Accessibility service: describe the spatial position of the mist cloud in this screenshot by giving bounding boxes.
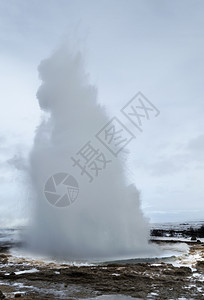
[28,45,153,260]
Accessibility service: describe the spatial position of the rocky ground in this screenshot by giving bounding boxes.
[151,225,204,241]
[0,241,203,299]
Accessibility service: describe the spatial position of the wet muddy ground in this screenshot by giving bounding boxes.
[0,242,203,299]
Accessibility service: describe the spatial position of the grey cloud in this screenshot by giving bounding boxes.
[188,134,204,154]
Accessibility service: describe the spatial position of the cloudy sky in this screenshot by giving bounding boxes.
[0,0,204,224]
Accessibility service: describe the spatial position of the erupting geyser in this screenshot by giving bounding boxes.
[28,45,153,260]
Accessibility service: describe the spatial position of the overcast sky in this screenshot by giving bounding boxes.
[0,0,204,224]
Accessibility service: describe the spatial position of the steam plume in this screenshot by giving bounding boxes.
[28,45,152,260]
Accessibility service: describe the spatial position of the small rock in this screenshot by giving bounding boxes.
[0,290,5,299]
[196,260,204,273]
[2,259,7,264]
[0,255,8,264]
[14,293,21,298]
[10,272,16,276]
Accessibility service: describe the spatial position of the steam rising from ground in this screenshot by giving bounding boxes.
[28,46,153,260]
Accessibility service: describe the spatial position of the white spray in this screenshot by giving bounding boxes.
[28,45,153,260]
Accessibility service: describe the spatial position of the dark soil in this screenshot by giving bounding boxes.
[0,241,203,299]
